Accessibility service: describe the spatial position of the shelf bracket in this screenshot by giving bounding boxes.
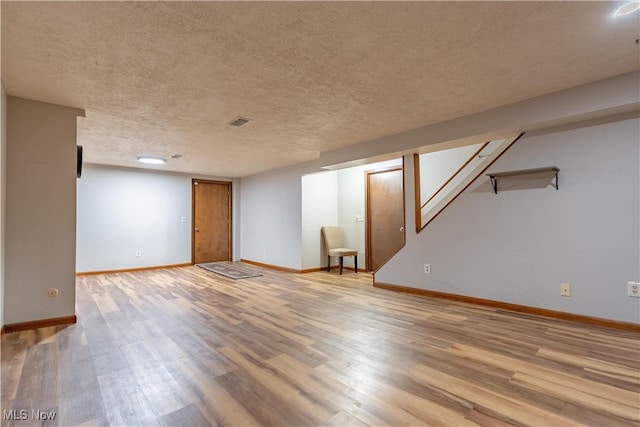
[489,175,498,194]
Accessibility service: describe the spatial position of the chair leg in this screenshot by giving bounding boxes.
[327,255,331,272]
[339,257,343,275]
[354,255,357,273]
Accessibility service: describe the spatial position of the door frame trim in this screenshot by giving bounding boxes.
[364,160,406,272]
[191,179,233,264]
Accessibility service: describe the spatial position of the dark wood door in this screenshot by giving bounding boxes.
[366,166,405,271]
[193,180,232,264]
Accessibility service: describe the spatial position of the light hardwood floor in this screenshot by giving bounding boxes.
[2,264,639,426]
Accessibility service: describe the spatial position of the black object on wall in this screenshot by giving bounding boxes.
[77,145,83,178]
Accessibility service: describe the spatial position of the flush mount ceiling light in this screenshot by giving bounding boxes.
[228,117,251,127]
[614,1,640,16]
[137,156,166,165]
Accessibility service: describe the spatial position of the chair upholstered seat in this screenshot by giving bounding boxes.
[328,248,358,257]
[321,226,358,275]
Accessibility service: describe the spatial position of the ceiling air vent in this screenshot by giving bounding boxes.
[228,117,251,127]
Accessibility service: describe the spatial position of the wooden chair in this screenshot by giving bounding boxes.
[321,226,358,275]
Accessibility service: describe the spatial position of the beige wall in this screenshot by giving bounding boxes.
[5,96,84,324]
[0,82,6,328]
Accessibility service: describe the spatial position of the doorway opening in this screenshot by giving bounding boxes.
[300,158,404,273]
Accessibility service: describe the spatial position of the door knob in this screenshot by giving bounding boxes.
[194,228,200,232]
[399,226,404,232]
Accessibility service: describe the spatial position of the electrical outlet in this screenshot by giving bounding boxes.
[560,283,571,297]
[628,282,640,298]
[47,288,59,298]
[135,250,142,257]
[424,264,431,274]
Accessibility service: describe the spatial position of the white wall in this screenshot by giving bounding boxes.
[301,171,338,270]
[77,165,190,271]
[336,167,365,269]
[0,82,7,328]
[5,97,84,325]
[77,164,238,272]
[419,143,482,202]
[241,163,306,270]
[377,118,640,324]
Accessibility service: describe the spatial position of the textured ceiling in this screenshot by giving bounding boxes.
[2,2,639,177]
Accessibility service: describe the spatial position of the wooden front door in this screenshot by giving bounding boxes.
[193,180,232,264]
[366,166,405,271]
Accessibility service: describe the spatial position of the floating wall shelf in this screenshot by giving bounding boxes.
[486,166,559,194]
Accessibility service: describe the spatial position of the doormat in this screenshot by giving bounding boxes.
[197,262,262,279]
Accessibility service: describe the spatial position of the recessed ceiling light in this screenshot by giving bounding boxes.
[614,1,640,16]
[137,156,166,165]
